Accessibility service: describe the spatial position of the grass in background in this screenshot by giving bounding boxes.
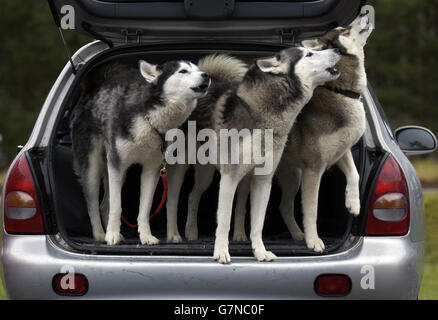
[0,275,5,300]
[419,193,438,300]
[411,158,438,299]
[412,158,438,187]
[0,171,6,186]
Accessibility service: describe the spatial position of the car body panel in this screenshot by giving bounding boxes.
[1,234,424,299]
[0,39,427,299]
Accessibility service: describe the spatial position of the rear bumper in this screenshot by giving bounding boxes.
[1,234,424,299]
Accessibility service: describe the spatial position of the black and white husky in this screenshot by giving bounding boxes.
[233,14,374,252]
[168,47,341,263]
[71,60,210,245]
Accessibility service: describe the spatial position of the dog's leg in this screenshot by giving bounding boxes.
[137,165,161,245]
[185,164,215,241]
[83,146,106,242]
[337,150,361,216]
[99,166,125,241]
[232,175,251,241]
[301,168,325,253]
[105,164,126,245]
[277,166,304,241]
[166,164,189,243]
[100,165,110,230]
[213,172,241,264]
[249,174,277,262]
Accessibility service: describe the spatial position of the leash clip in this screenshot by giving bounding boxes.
[160,158,168,175]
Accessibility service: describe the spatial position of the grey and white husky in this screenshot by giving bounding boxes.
[171,47,341,264]
[233,14,374,252]
[71,59,210,245]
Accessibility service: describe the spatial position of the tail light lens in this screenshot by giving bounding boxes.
[3,154,45,234]
[365,155,409,236]
[52,273,89,296]
[314,274,352,296]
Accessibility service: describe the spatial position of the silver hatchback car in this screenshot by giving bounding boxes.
[1,0,437,299]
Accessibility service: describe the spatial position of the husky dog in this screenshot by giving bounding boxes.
[233,14,374,252]
[174,47,341,264]
[71,60,210,245]
[164,55,248,243]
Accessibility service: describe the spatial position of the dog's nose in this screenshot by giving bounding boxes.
[201,72,209,79]
[333,48,340,54]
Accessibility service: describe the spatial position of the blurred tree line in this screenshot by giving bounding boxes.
[0,1,88,167]
[367,0,438,136]
[0,0,437,167]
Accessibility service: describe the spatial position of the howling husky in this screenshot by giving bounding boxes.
[168,47,341,264]
[233,13,374,252]
[71,60,210,245]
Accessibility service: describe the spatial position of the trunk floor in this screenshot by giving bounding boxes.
[69,234,346,256]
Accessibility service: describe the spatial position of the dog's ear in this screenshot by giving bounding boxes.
[256,56,281,74]
[139,60,161,83]
[301,39,325,50]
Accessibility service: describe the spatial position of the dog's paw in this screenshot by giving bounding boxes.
[167,233,183,243]
[213,248,231,264]
[232,231,248,242]
[140,233,160,246]
[185,225,198,241]
[93,228,106,242]
[253,249,277,262]
[306,236,325,253]
[105,230,122,245]
[346,195,361,216]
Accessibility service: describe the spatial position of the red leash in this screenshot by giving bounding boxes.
[121,161,168,229]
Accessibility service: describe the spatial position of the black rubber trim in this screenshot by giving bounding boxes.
[26,148,58,235]
[66,236,358,257]
[356,151,390,235]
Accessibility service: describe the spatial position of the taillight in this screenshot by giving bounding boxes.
[314,274,352,297]
[3,154,45,234]
[52,273,89,296]
[365,155,409,236]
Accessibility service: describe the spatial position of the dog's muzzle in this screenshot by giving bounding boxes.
[192,75,211,93]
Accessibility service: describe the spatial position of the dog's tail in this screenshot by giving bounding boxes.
[198,54,248,83]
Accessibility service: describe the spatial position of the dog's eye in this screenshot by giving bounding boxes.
[275,54,281,61]
[179,70,188,74]
[306,52,313,57]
